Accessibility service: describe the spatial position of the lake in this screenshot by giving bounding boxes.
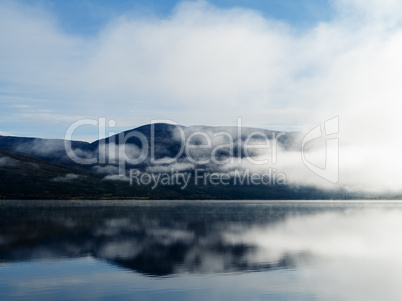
[1,200,402,300]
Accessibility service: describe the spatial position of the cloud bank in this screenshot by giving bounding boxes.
[3,0,399,128]
[1,0,402,192]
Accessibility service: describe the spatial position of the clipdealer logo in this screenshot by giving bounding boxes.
[301,116,339,184]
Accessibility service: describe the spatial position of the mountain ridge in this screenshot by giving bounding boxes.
[0,123,384,200]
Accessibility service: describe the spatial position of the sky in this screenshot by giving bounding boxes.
[2,0,402,192]
[13,0,333,36]
[1,0,334,139]
[0,0,402,143]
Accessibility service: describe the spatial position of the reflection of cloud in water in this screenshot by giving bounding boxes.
[98,241,144,260]
[2,202,402,300]
[92,208,402,278]
[1,203,402,283]
[224,209,402,263]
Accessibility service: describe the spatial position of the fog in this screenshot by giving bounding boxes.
[1,0,402,193]
[51,173,80,182]
[0,156,19,168]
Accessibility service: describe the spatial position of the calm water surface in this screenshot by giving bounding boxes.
[1,200,402,300]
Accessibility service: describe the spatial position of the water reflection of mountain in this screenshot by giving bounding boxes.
[0,201,341,276]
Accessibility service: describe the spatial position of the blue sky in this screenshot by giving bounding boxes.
[1,0,335,140]
[17,0,332,35]
[1,0,402,143]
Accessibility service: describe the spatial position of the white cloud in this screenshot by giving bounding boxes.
[1,0,402,192]
[0,131,14,136]
[146,162,195,173]
[51,173,80,182]
[0,156,19,167]
[103,174,129,182]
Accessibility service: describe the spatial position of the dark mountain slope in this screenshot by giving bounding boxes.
[0,123,301,169]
